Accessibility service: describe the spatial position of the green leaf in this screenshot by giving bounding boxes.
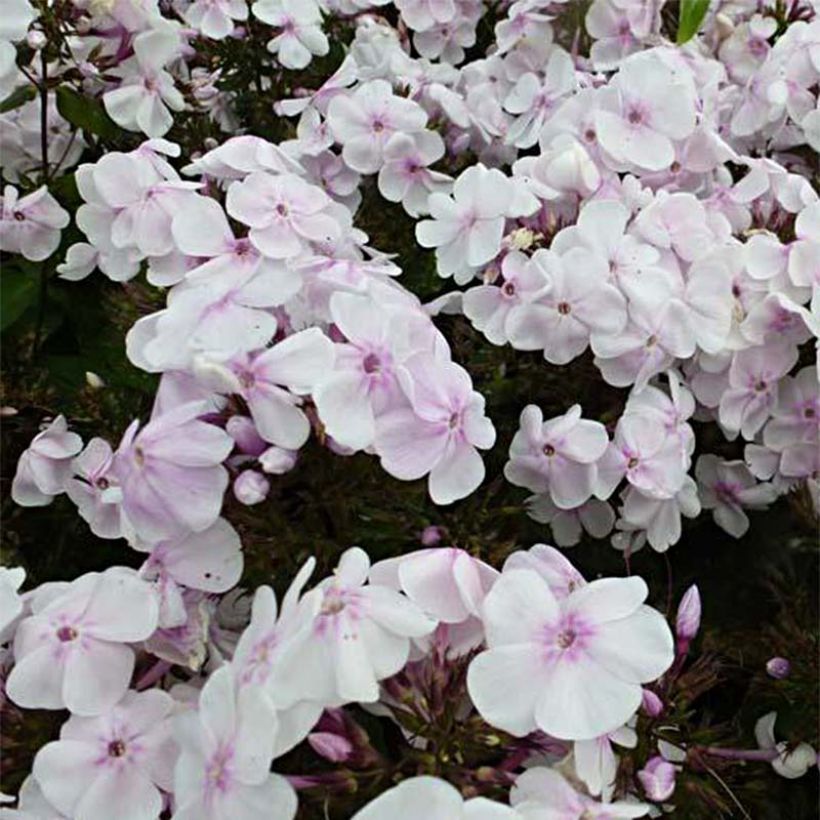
[677,0,711,44]
[1,266,39,331]
[0,85,37,114]
[55,86,119,140]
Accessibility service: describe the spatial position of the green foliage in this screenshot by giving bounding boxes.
[55,86,120,140]
[677,0,711,44]
[0,85,37,114]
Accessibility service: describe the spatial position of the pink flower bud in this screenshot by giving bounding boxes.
[420,525,444,546]
[226,415,267,457]
[675,584,701,649]
[638,755,677,802]
[26,30,46,50]
[258,446,298,475]
[641,688,664,717]
[766,657,791,679]
[308,732,353,763]
[233,470,269,505]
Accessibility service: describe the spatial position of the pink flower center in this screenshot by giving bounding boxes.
[502,281,516,297]
[108,740,127,758]
[543,443,555,457]
[57,625,78,642]
[239,370,256,390]
[276,203,289,217]
[556,629,576,649]
[363,353,381,374]
[627,456,640,470]
[96,476,110,489]
[753,379,767,393]
[627,105,646,126]
[13,212,25,222]
[557,301,571,315]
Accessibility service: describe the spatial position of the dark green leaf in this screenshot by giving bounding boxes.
[0,85,37,114]
[1,266,39,331]
[55,86,119,139]
[677,0,711,44]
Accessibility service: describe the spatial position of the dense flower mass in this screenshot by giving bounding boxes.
[1,0,818,816]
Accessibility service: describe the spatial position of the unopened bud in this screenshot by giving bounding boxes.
[675,584,701,651]
[638,756,676,802]
[641,688,664,717]
[233,470,269,505]
[0,406,18,417]
[766,657,791,680]
[258,445,297,475]
[420,525,443,546]
[85,371,105,389]
[26,30,46,50]
[203,137,219,151]
[226,415,266,457]
[308,732,352,763]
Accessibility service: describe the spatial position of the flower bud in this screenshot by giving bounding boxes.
[637,756,677,802]
[85,371,105,389]
[258,445,297,475]
[226,415,267,457]
[420,525,443,546]
[26,30,46,50]
[766,657,791,680]
[308,732,353,763]
[233,470,269,506]
[641,688,664,717]
[675,584,701,651]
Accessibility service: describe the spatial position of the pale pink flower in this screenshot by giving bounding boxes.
[506,248,628,365]
[272,547,436,706]
[505,405,610,509]
[254,0,329,70]
[467,565,673,740]
[112,402,233,542]
[32,690,177,820]
[416,164,538,282]
[7,569,159,715]
[755,712,818,780]
[763,366,819,451]
[575,724,637,801]
[12,416,83,507]
[511,766,650,818]
[377,132,451,217]
[637,755,677,802]
[526,495,615,548]
[375,353,496,505]
[718,342,799,439]
[326,80,428,174]
[595,51,696,172]
[65,438,124,539]
[462,249,551,346]
[0,185,69,261]
[226,171,341,259]
[353,775,517,819]
[171,664,297,820]
[695,455,778,538]
[186,0,248,39]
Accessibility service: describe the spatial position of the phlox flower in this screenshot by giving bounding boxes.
[104,25,185,138]
[755,712,818,780]
[0,185,69,261]
[526,495,615,548]
[718,342,799,439]
[254,0,329,70]
[596,412,688,501]
[353,775,518,819]
[31,690,177,820]
[112,401,234,542]
[376,132,452,217]
[395,0,457,33]
[504,404,610,509]
[503,544,586,600]
[12,416,82,508]
[314,292,416,451]
[763,366,819,452]
[586,0,643,71]
[326,80,428,174]
[232,560,324,757]
[494,0,553,55]
[172,664,298,820]
[7,569,159,716]
[226,171,342,259]
[65,438,125,539]
[462,249,551,347]
[223,327,335,449]
[138,518,244,628]
[467,564,673,740]
[574,723,638,801]
[695,455,778,538]
[505,247,628,366]
[511,768,649,818]
[185,0,248,39]
[272,547,436,706]
[375,352,496,505]
[416,164,538,282]
[595,51,697,172]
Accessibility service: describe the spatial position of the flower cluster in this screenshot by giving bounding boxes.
[1,0,818,816]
